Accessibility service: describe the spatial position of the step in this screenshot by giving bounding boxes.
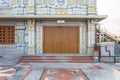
[20,59,93,62]
[19,56,94,63]
[21,56,93,60]
[20,60,94,63]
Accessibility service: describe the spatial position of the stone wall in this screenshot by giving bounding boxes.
[0,21,27,54]
[97,42,115,56]
[0,20,91,54]
[0,18,98,55]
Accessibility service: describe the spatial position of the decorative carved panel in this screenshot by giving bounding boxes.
[0,0,97,15]
[28,20,35,54]
[41,21,86,27]
[0,0,9,7]
[87,20,95,48]
[36,25,43,53]
[16,30,24,44]
[35,0,88,15]
[88,0,95,6]
[80,26,87,54]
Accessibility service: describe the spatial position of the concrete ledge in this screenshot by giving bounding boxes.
[97,42,115,46]
[0,15,107,21]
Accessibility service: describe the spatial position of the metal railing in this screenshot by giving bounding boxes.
[114,42,120,56]
[96,24,116,38]
[96,24,119,42]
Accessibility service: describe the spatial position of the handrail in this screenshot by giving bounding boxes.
[96,24,116,37]
[96,24,118,41]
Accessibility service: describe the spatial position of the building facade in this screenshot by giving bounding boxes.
[0,0,106,55]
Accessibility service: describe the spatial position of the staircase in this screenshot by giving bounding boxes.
[96,24,119,43]
[19,56,94,63]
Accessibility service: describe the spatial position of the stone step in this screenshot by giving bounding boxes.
[20,60,94,63]
[21,56,93,60]
[19,56,94,63]
[20,59,94,61]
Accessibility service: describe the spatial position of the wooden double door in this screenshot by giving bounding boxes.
[43,26,79,53]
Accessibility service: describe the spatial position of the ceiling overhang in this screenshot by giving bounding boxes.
[0,15,107,21]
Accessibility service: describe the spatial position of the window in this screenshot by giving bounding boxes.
[0,26,15,44]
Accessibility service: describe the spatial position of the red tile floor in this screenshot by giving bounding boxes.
[1,63,107,80]
[41,68,88,80]
[0,63,120,80]
[0,67,16,80]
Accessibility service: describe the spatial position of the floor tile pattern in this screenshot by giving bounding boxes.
[87,65,104,70]
[0,67,16,80]
[41,68,88,80]
[0,63,119,80]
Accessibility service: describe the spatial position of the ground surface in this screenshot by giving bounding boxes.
[0,54,120,80]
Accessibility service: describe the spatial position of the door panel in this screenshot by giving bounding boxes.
[43,27,79,53]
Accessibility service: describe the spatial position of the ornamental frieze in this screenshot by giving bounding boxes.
[0,0,96,15]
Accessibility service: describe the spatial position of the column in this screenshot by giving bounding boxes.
[87,19,95,54]
[15,21,26,54]
[36,24,43,54]
[28,19,35,55]
[80,25,87,54]
[28,0,35,14]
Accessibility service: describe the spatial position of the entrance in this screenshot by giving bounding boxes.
[43,27,79,53]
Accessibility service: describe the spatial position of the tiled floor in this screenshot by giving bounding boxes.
[41,68,88,80]
[0,63,119,80]
[0,67,16,80]
[0,54,120,80]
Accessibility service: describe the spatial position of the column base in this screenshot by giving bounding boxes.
[87,47,94,54]
[28,46,35,55]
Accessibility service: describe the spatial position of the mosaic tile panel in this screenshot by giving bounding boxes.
[41,68,88,80]
[0,67,16,80]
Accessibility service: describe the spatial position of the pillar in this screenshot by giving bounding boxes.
[36,23,43,54]
[15,22,26,54]
[28,19,35,55]
[80,24,87,54]
[87,19,95,54]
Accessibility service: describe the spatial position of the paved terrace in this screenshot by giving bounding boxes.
[0,54,120,80]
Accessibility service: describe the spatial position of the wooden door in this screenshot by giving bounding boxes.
[43,27,79,53]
